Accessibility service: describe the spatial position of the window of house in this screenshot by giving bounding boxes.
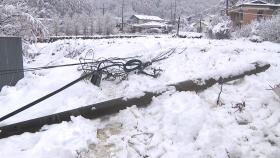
[257,10,264,21]
[238,10,243,21]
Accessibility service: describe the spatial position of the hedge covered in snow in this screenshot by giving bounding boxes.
[233,14,280,43]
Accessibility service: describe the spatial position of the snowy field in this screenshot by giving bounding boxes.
[0,36,280,158]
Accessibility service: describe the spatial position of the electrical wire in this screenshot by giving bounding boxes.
[0,48,178,122]
[0,62,97,76]
[0,72,93,122]
[79,48,177,82]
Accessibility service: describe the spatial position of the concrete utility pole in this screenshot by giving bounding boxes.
[174,0,177,21]
[121,0,124,32]
[171,2,173,21]
[100,3,106,16]
[226,0,229,15]
[199,18,202,33]
[177,16,181,36]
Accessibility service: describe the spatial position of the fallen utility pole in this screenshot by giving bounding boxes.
[0,62,270,139]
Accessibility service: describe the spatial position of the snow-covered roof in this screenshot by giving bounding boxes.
[132,15,164,21]
[230,0,280,11]
[235,0,280,7]
[250,0,267,4]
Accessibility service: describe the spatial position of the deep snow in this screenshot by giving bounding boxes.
[0,36,280,158]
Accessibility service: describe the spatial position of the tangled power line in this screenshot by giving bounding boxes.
[79,48,176,85]
[0,48,178,122]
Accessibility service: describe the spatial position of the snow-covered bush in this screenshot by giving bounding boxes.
[233,14,280,43]
[212,21,231,39]
[55,41,86,58]
[145,28,162,34]
[208,16,232,39]
[256,14,280,42]
[233,23,254,38]
[249,35,264,43]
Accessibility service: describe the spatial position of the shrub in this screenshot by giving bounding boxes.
[212,21,231,39]
[256,14,280,42]
[233,24,253,38]
[208,15,232,39]
[233,14,280,43]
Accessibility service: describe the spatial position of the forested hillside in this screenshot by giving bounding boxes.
[0,0,279,37]
[1,0,222,37]
[2,0,220,18]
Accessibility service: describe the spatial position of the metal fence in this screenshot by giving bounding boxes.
[0,37,24,91]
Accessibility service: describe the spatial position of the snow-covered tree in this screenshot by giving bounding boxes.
[0,3,48,41]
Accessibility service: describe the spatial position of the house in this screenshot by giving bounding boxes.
[128,15,164,24]
[228,0,280,27]
[127,15,172,33]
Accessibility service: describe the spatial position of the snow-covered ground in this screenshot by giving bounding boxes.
[0,36,280,158]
